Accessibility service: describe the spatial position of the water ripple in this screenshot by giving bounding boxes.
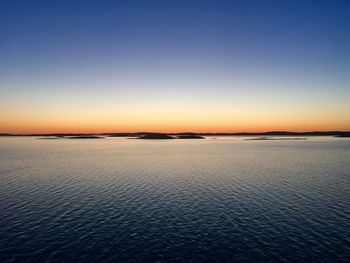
[0,138,349,262]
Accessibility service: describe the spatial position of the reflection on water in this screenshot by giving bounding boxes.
[0,137,349,262]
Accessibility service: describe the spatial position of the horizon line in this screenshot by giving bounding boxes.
[1,130,350,136]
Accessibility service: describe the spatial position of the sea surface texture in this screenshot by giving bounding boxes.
[0,137,349,262]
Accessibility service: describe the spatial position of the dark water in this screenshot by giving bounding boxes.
[1,137,349,262]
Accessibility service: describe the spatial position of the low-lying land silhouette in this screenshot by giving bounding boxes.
[68,136,105,139]
[137,134,175,139]
[1,131,350,139]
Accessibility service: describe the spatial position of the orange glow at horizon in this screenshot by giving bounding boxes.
[1,93,349,134]
[2,115,350,134]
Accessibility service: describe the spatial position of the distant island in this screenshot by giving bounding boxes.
[137,134,176,139]
[335,134,350,138]
[37,135,105,140]
[34,133,207,140]
[67,136,105,139]
[1,131,350,139]
[177,134,204,139]
[136,134,205,139]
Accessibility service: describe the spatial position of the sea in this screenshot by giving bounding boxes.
[0,136,349,262]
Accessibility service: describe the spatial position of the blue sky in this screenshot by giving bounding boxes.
[1,0,349,133]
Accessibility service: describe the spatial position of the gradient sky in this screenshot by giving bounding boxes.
[1,0,349,133]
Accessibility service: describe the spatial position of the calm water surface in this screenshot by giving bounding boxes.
[0,137,349,262]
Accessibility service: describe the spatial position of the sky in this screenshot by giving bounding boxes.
[1,0,349,133]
